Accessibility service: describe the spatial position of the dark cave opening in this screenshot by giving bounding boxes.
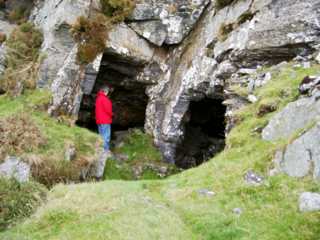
[76,53,148,137]
[175,98,226,169]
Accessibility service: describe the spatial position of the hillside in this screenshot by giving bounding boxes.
[1,0,320,239]
[2,64,320,239]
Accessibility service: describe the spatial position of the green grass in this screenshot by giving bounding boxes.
[104,129,178,180]
[0,178,47,231]
[1,64,320,239]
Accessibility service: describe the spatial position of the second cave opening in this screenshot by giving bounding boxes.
[175,98,226,169]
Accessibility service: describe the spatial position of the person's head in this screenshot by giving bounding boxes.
[101,86,110,96]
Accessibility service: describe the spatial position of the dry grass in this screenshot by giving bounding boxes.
[0,113,47,161]
[0,22,43,97]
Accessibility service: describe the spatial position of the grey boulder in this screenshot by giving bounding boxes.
[262,95,320,141]
[0,156,30,183]
[273,123,320,179]
[299,192,320,212]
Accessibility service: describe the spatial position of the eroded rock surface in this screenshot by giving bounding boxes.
[129,0,210,46]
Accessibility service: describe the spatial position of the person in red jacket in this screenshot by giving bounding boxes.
[95,86,113,152]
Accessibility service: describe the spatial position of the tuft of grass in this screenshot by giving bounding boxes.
[0,177,47,231]
[0,22,43,97]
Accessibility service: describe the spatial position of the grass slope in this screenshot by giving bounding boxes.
[2,64,320,239]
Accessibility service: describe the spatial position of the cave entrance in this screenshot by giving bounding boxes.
[175,98,226,169]
[76,53,148,139]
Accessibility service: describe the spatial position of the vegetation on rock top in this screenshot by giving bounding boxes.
[0,22,43,97]
[71,0,135,65]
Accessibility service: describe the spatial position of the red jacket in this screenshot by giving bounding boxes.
[95,91,113,124]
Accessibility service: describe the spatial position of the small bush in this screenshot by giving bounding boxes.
[0,22,43,96]
[71,14,108,65]
[0,113,47,160]
[0,177,47,230]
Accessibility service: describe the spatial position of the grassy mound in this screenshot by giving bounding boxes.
[0,90,100,187]
[1,64,320,239]
[0,178,46,231]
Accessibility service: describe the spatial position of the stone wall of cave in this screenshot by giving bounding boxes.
[175,98,226,169]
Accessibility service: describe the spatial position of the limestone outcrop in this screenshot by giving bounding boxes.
[2,0,318,166]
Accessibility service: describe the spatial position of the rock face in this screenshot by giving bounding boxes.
[144,0,320,163]
[264,77,320,179]
[262,94,320,141]
[129,0,210,46]
[0,156,30,182]
[25,0,320,165]
[299,192,320,212]
[31,0,101,116]
[270,122,320,179]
